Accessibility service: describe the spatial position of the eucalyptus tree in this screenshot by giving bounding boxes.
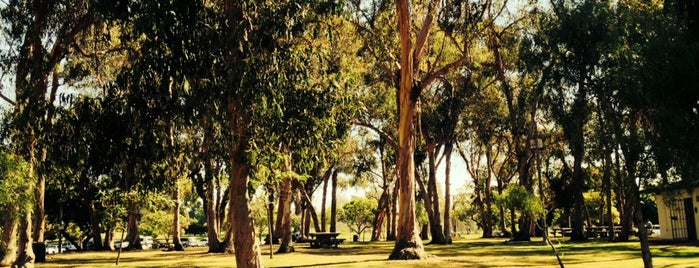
[219,1,345,266]
[531,0,616,241]
[599,2,698,266]
[458,79,512,238]
[347,0,508,257]
[0,151,34,266]
[419,79,467,244]
[0,1,128,264]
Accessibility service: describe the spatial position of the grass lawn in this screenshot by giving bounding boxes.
[36,236,699,267]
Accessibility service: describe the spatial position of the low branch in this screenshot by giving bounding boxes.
[0,92,15,106]
[413,0,441,72]
[420,54,470,92]
[351,120,398,150]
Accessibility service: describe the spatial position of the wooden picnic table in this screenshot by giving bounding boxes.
[551,227,572,237]
[308,232,344,248]
[552,226,624,238]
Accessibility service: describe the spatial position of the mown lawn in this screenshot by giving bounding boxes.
[36,236,699,267]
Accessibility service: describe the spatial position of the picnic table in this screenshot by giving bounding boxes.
[308,232,345,248]
[552,226,624,238]
[551,227,572,237]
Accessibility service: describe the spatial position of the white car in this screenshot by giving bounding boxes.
[114,240,130,249]
[140,236,154,249]
[61,242,77,252]
[180,237,200,247]
[46,244,59,254]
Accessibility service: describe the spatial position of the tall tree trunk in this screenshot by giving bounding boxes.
[426,143,446,244]
[330,170,338,232]
[276,174,294,253]
[415,169,431,240]
[321,171,329,232]
[634,190,653,268]
[15,211,35,267]
[274,183,286,240]
[474,175,487,238]
[372,144,390,241]
[569,87,588,241]
[497,180,510,238]
[295,181,321,233]
[605,151,614,239]
[172,180,184,251]
[205,175,221,252]
[266,188,275,240]
[1,211,19,266]
[389,1,427,259]
[228,133,263,267]
[32,166,46,243]
[371,190,389,241]
[483,150,494,238]
[388,180,398,241]
[88,202,103,251]
[443,143,453,244]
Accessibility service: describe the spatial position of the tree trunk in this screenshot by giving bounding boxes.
[388,180,398,241]
[371,189,389,241]
[569,88,588,241]
[426,143,446,244]
[604,150,614,239]
[389,1,427,259]
[321,170,329,232]
[497,179,510,238]
[32,168,46,243]
[276,174,294,253]
[172,180,184,251]
[295,181,321,233]
[88,202,103,250]
[330,170,338,232]
[443,144,453,244]
[484,150,494,238]
[274,182,286,240]
[1,212,19,266]
[634,191,653,268]
[228,137,263,267]
[15,210,35,267]
[205,175,222,252]
[267,189,275,239]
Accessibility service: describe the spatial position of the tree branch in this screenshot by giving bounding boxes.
[420,53,470,91]
[351,120,398,150]
[412,0,441,73]
[47,12,97,69]
[0,92,15,106]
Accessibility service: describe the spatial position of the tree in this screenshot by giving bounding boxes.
[533,0,616,241]
[339,197,378,240]
[0,151,34,266]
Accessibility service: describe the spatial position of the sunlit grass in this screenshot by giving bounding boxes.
[36,235,699,267]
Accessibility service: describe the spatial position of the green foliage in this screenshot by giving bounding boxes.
[338,197,377,236]
[495,184,543,219]
[0,151,35,222]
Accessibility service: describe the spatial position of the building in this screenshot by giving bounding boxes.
[655,186,698,240]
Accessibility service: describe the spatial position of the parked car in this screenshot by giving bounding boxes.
[46,244,59,254]
[140,236,154,249]
[200,238,208,246]
[652,225,661,236]
[180,237,200,247]
[153,239,169,249]
[114,240,129,249]
[61,242,77,252]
